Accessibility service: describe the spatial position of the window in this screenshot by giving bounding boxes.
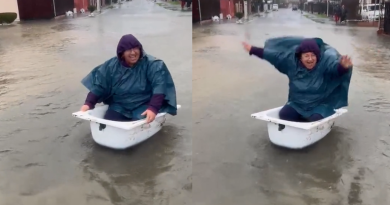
[367,5,380,11]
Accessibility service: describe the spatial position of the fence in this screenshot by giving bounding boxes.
[89,0,106,7]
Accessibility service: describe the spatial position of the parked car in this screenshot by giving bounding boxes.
[292,5,298,11]
[360,4,384,21]
[272,4,279,11]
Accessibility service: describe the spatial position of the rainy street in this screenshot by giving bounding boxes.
[0,0,191,204]
[193,9,390,205]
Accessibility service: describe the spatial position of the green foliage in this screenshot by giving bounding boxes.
[235,12,244,19]
[88,5,96,13]
[0,12,17,24]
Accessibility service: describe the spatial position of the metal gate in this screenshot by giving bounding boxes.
[198,0,221,21]
[384,2,390,34]
[54,0,74,17]
[17,0,54,20]
[193,0,200,23]
[220,0,231,18]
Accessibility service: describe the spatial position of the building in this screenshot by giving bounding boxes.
[13,0,75,20]
[0,0,103,21]
[220,0,235,18]
[220,0,252,18]
[74,0,90,12]
[193,0,253,23]
[0,0,20,21]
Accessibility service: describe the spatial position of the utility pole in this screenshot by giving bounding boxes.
[327,0,329,16]
[244,0,248,20]
[378,0,382,30]
[97,0,101,12]
[198,0,202,24]
[52,0,57,17]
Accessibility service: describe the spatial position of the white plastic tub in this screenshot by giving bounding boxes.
[72,105,181,150]
[251,106,348,149]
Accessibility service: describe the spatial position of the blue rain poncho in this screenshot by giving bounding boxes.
[81,36,177,119]
[263,36,353,118]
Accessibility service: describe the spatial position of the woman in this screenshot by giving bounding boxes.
[186,0,192,9]
[340,5,348,23]
[80,34,177,123]
[242,37,353,122]
[334,5,341,23]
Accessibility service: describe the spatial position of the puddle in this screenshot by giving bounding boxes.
[194,46,220,53]
[155,2,183,11]
[51,23,85,32]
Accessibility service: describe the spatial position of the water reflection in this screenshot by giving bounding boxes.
[251,128,352,204]
[80,125,180,204]
[351,29,390,81]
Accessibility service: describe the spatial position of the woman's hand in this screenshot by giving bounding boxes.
[340,55,353,68]
[141,109,156,123]
[242,42,252,53]
[80,105,90,112]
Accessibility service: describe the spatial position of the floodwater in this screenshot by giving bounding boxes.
[0,0,191,205]
[193,9,390,205]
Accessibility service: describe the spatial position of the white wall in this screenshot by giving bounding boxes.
[0,0,20,21]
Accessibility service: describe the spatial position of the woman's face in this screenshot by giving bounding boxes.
[301,52,317,69]
[123,47,141,66]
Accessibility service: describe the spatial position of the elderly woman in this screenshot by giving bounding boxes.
[80,34,177,123]
[242,37,353,122]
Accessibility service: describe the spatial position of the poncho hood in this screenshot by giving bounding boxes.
[295,38,321,61]
[116,34,146,67]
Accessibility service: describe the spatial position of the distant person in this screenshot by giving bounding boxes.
[186,0,191,9]
[340,5,348,23]
[80,34,178,123]
[241,37,353,122]
[334,5,341,23]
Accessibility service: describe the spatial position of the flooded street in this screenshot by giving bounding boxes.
[0,0,191,204]
[193,9,390,205]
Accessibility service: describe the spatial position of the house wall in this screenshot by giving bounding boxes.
[221,0,251,18]
[0,0,20,21]
[220,0,235,17]
[17,0,54,20]
[74,0,89,11]
[75,0,106,13]
[199,0,221,20]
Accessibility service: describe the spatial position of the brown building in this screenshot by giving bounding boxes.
[220,0,249,18]
[193,0,252,23]
[193,0,221,23]
[17,0,75,20]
